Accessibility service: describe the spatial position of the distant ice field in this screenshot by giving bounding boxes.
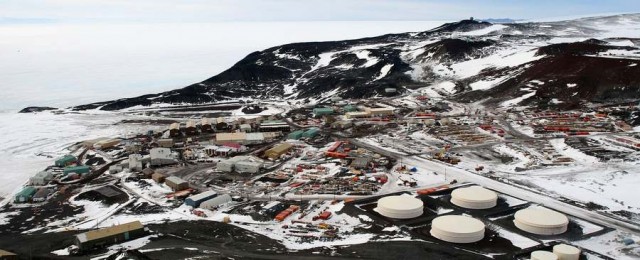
[0,21,447,110]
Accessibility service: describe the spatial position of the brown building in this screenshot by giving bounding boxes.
[0,249,17,260]
[264,143,294,160]
[74,221,146,251]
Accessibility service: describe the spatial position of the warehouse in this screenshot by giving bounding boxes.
[302,127,320,138]
[165,176,189,191]
[216,158,236,172]
[374,195,423,219]
[514,207,569,235]
[259,120,290,132]
[245,133,266,144]
[200,194,232,210]
[169,123,181,137]
[313,107,334,117]
[30,171,53,186]
[55,155,77,167]
[32,187,53,202]
[15,186,37,203]
[350,157,372,169]
[201,118,213,132]
[364,107,394,117]
[430,215,485,243]
[343,104,358,112]
[235,160,262,173]
[93,138,120,150]
[150,148,177,166]
[450,186,498,209]
[156,138,174,148]
[553,244,580,260]
[215,132,247,144]
[128,154,144,171]
[63,165,91,176]
[152,172,166,183]
[265,143,294,160]
[239,124,252,132]
[74,221,146,251]
[345,111,371,119]
[288,130,305,140]
[185,190,218,207]
[185,120,197,135]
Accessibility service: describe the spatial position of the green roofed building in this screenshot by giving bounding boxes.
[313,107,334,116]
[288,130,305,140]
[55,155,77,167]
[64,165,91,176]
[15,186,37,203]
[343,105,357,112]
[302,128,320,138]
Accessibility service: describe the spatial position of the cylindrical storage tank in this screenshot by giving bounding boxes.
[450,186,498,209]
[530,251,558,260]
[430,215,485,243]
[514,207,569,235]
[553,244,580,260]
[374,195,423,219]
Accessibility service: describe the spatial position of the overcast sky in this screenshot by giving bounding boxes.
[2,0,639,23]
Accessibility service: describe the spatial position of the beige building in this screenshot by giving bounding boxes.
[264,142,294,160]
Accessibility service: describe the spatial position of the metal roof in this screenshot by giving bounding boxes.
[76,221,144,243]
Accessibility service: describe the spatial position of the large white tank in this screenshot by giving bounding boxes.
[552,244,580,260]
[530,251,558,260]
[514,207,569,235]
[450,186,498,209]
[374,195,423,219]
[430,215,485,243]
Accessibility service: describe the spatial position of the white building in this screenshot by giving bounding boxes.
[129,154,144,171]
[30,171,53,186]
[216,156,263,173]
[150,148,178,166]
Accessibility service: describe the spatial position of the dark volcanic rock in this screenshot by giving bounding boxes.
[19,106,57,113]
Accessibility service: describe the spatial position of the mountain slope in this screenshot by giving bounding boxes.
[72,14,640,111]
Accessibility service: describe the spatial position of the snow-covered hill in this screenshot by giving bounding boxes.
[73,14,640,111]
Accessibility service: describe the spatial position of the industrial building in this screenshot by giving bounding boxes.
[302,128,320,138]
[288,130,305,140]
[32,187,52,202]
[128,154,144,171]
[239,124,252,132]
[152,172,166,183]
[74,221,146,251]
[265,143,294,160]
[200,194,232,210]
[15,186,37,203]
[364,107,394,117]
[156,138,174,148]
[345,111,371,119]
[201,118,213,132]
[216,156,263,173]
[185,190,218,207]
[216,132,247,144]
[313,107,334,117]
[343,104,358,112]
[185,120,197,135]
[63,165,91,176]
[55,155,77,167]
[165,176,189,191]
[374,195,423,219]
[350,157,372,169]
[258,120,290,132]
[30,171,53,186]
[553,244,581,260]
[430,215,485,243]
[149,148,177,166]
[169,123,181,137]
[450,186,498,209]
[514,207,569,235]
